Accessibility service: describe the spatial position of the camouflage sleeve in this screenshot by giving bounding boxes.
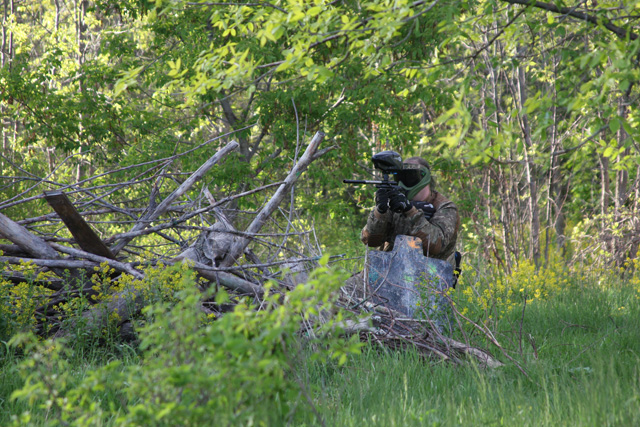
[407,201,459,257]
[361,208,392,248]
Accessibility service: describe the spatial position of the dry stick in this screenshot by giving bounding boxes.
[18,208,153,226]
[437,336,503,368]
[49,243,144,279]
[219,131,326,268]
[0,125,252,212]
[67,170,167,216]
[269,97,302,262]
[175,224,311,238]
[176,224,309,258]
[450,303,529,377]
[0,157,166,212]
[185,256,325,273]
[102,181,284,244]
[0,256,101,270]
[53,237,262,296]
[111,140,239,255]
[0,151,85,209]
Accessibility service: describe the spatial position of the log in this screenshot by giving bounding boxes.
[0,212,79,280]
[1,271,64,291]
[55,286,145,339]
[0,212,61,260]
[52,259,263,338]
[186,260,264,297]
[43,190,117,260]
[0,243,31,257]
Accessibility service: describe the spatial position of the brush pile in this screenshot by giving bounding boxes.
[0,131,505,368]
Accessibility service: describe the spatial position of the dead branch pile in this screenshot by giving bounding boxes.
[0,131,505,368]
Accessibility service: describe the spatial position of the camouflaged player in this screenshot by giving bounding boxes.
[361,156,460,269]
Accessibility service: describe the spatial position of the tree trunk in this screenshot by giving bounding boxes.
[599,153,610,216]
[613,96,630,266]
[516,52,541,268]
[75,0,88,181]
[1,0,14,173]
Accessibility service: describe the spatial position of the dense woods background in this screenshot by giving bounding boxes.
[2,0,639,272]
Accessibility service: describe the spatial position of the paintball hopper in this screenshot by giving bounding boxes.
[372,150,403,175]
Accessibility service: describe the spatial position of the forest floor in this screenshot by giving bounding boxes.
[1,267,639,426]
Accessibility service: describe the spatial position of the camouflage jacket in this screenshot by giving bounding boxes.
[361,190,460,266]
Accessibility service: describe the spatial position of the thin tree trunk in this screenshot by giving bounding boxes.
[1,0,14,172]
[613,96,630,266]
[75,0,88,182]
[516,52,541,268]
[545,48,559,266]
[485,37,512,271]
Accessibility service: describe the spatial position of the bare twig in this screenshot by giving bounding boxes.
[111,141,239,255]
[219,131,326,267]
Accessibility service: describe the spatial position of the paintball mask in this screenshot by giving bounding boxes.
[396,164,431,200]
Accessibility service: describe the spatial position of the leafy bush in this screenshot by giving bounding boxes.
[0,260,54,342]
[454,255,640,329]
[9,258,362,426]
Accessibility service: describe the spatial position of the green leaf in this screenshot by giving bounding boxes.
[308,6,322,17]
[275,61,290,72]
[603,146,615,158]
[609,118,620,133]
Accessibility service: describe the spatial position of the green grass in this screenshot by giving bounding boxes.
[297,279,640,426]
[2,273,639,426]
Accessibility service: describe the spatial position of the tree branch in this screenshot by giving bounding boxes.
[219,131,326,267]
[110,140,239,255]
[502,0,638,40]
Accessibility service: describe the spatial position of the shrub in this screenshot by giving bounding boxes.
[9,257,362,426]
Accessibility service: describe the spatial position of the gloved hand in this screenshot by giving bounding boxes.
[389,191,412,213]
[412,201,436,220]
[375,187,393,213]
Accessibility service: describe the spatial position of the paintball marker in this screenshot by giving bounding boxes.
[344,150,436,219]
[343,150,404,189]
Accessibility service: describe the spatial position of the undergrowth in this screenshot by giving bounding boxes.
[1,257,361,426]
[2,254,640,426]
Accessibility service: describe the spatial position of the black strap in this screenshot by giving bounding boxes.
[411,201,436,220]
[453,251,462,288]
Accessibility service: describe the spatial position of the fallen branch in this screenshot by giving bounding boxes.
[49,243,144,279]
[220,131,325,267]
[111,140,239,255]
[0,212,61,260]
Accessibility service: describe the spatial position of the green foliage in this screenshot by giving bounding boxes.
[3,255,640,426]
[7,258,362,425]
[3,0,640,266]
[0,260,54,342]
